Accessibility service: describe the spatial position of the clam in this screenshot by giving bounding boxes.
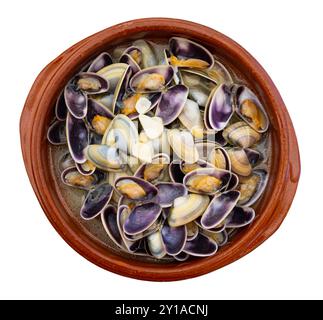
[55,91,68,121]
[114,176,158,202]
[169,160,185,183]
[180,159,214,175]
[123,202,162,235]
[169,37,214,69]
[233,85,269,133]
[147,230,166,259]
[156,182,188,208]
[47,120,66,145]
[123,46,142,66]
[186,221,199,241]
[80,182,113,220]
[88,52,113,73]
[223,121,261,148]
[167,129,199,164]
[183,167,231,195]
[195,140,221,160]
[183,233,218,257]
[168,194,210,227]
[119,53,141,74]
[75,72,109,95]
[75,161,96,176]
[86,98,114,135]
[101,205,124,250]
[237,168,269,206]
[225,206,255,228]
[132,40,157,68]
[66,113,89,164]
[85,144,124,171]
[178,98,204,138]
[227,147,252,176]
[129,65,174,93]
[155,84,189,125]
[207,146,231,170]
[161,220,187,255]
[201,190,240,229]
[64,84,87,119]
[204,84,234,131]
[226,172,239,191]
[173,252,190,261]
[58,151,74,172]
[201,229,228,247]
[61,167,97,190]
[206,58,233,84]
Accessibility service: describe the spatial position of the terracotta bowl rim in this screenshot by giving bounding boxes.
[20,18,301,281]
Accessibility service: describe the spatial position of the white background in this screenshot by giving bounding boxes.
[1,0,322,300]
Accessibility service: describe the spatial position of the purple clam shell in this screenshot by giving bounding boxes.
[161,220,187,255]
[225,206,255,228]
[55,91,68,121]
[169,160,185,183]
[75,72,109,94]
[156,182,188,208]
[201,190,240,229]
[169,37,214,69]
[226,172,239,191]
[155,84,188,125]
[64,84,87,119]
[183,167,232,195]
[80,182,113,220]
[173,251,190,261]
[87,52,113,73]
[120,53,141,74]
[206,84,233,131]
[75,162,95,176]
[86,98,114,131]
[114,176,159,202]
[129,65,174,93]
[101,205,124,249]
[244,148,263,166]
[47,120,66,145]
[113,65,132,114]
[123,202,162,235]
[183,233,218,257]
[66,113,89,164]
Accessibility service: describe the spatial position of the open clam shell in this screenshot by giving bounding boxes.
[233,85,269,133]
[183,233,218,257]
[168,194,210,227]
[80,182,113,220]
[237,168,269,206]
[155,84,189,125]
[61,166,97,190]
[75,72,109,95]
[201,190,240,229]
[120,53,141,74]
[225,206,255,228]
[161,220,187,256]
[47,120,66,145]
[180,159,214,175]
[88,52,113,73]
[123,202,162,235]
[86,98,114,135]
[169,37,214,69]
[183,167,232,195]
[156,182,188,208]
[204,84,234,131]
[75,161,96,176]
[66,113,89,164]
[64,84,87,119]
[114,176,158,202]
[207,146,231,171]
[129,65,174,93]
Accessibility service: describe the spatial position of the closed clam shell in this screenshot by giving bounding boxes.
[129,65,174,93]
[80,182,113,220]
[225,206,255,228]
[183,233,218,257]
[183,167,231,195]
[227,147,252,177]
[161,220,187,255]
[233,85,269,133]
[223,121,261,148]
[156,182,188,208]
[88,52,113,73]
[147,230,166,259]
[47,120,66,145]
[207,146,231,171]
[114,176,158,202]
[237,168,269,206]
[169,37,214,69]
[123,202,162,235]
[155,84,189,125]
[66,113,89,164]
[201,190,240,229]
[168,194,210,227]
[167,129,199,164]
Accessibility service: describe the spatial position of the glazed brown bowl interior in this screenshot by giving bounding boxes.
[20,18,300,281]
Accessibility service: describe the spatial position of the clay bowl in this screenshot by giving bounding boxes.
[20,18,300,281]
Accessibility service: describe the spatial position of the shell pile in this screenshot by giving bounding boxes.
[47,37,270,261]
